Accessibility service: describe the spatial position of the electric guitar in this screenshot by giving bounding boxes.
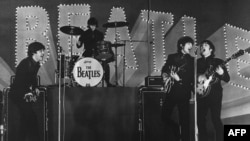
[23,88,40,102]
[162,64,186,93]
[197,47,250,98]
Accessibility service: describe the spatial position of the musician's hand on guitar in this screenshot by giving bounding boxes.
[35,88,40,97]
[31,95,37,102]
[198,75,206,83]
[162,73,169,81]
[170,72,181,81]
[24,91,39,102]
[24,93,34,102]
[24,93,33,99]
[216,66,224,75]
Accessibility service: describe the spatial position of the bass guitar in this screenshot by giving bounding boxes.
[197,47,250,98]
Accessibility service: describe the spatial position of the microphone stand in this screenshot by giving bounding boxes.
[147,0,151,76]
[58,52,62,141]
[194,46,199,141]
[58,49,66,141]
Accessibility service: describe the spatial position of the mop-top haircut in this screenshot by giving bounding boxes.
[177,36,194,53]
[27,42,45,57]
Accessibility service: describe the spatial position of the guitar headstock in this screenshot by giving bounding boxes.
[231,47,250,59]
[245,47,250,54]
[231,50,244,59]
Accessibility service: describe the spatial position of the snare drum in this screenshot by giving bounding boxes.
[72,57,104,87]
[95,41,113,60]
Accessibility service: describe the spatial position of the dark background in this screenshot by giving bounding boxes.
[1,0,250,70]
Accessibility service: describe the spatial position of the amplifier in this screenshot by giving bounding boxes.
[145,76,163,87]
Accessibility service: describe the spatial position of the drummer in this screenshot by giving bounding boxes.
[76,17,115,87]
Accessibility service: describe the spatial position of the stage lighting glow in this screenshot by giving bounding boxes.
[141,10,174,72]
[223,26,230,71]
[58,4,90,57]
[229,82,250,91]
[162,21,167,61]
[16,6,50,66]
[182,17,186,36]
[224,24,250,90]
[235,36,250,80]
[105,7,138,70]
[182,15,197,44]
[25,15,38,30]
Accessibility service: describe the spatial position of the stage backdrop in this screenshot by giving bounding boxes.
[0,0,250,127]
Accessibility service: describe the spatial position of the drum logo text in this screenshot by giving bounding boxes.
[77,66,101,79]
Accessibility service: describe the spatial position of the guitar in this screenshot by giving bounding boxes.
[23,87,40,102]
[162,64,186,93]
[197,47,250,98]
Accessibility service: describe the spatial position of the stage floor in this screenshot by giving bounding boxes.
[47,87,139,141]
[4,86,243,141]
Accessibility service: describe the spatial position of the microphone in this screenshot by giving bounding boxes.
[194,45,199,55]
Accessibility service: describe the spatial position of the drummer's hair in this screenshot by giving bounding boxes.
[87,17,98,27]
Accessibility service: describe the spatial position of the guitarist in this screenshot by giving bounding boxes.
[161,36,194,141]
[9,42,45,141]
[197,40,230,141]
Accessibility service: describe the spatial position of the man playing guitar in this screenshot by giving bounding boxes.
[161,36,194,141]
[197,40,230,141]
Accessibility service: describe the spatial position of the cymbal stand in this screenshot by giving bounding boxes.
[123,42,126,87]
[100,60,106,87]
[68,35,74,86]
[70,35,73,58]
[114,25,119,86]
[58,50,63,141]
[121,40,130,87]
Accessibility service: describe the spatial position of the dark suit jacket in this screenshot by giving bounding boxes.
[162,52,194,99]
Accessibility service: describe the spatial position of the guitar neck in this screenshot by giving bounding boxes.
[205,47,249,76]
[219,58,231,68]
[206,57,232,76]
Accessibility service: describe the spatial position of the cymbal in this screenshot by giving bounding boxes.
[60,26,83,35]
[103,21,129,28]
[111,43,125,47]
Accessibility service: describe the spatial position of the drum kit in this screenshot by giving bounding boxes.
[58,21,129,87]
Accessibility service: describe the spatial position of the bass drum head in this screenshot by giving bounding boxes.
[73,57,103,87]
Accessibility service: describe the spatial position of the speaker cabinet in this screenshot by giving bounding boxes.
[140,89,166,141]
[2,87,47,141]
[46,87,138,141]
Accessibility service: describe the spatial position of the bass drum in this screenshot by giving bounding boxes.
[72,57,104,87]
